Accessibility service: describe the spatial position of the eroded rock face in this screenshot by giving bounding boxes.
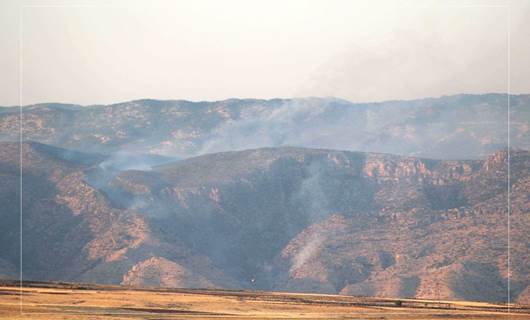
[0,141,528,303]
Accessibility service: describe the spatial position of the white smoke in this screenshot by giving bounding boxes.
[198,98,357,155]
[290,159,332,271]
[99,151,171,171]
[290,232,326,272]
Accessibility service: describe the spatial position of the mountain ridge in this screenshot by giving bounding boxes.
[1,141,528,303]
[2,93,528,159]
[2,92,523,109]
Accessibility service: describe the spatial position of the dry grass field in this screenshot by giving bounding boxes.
[0,281,529,319]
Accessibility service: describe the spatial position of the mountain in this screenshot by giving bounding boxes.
[1,141,528,303]
[1,94,529,159]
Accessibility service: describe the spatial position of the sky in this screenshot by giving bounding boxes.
[0,0,529,106]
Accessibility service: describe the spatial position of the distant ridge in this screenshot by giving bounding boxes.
[0,93,528,159]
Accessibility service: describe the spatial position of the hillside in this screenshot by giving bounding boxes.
[0,141,527,303]
[1,94,529,159]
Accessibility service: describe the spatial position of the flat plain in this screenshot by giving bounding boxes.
[0,281,529,319]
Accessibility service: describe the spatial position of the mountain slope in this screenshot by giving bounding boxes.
[108,146,529,302]
[0,141,240,288]
[1,94,528,159]
[0,141,528,303]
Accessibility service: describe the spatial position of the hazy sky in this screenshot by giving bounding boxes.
[0,0,529,105]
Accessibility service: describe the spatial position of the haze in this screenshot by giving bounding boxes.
[0,0,529,106]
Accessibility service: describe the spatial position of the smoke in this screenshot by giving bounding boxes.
[98,151,176,171]
[191,95,514,160]
[198,98,364,155]
[289,159,333,271]
[295,161,330,222]
[128,197,148,211]
[83,150,178,218]
[85,150,173,193]
[290,232,326,272]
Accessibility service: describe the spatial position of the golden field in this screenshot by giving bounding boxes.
[0,281,528,319]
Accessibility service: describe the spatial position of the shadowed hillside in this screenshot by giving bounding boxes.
[0,141,528,303]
